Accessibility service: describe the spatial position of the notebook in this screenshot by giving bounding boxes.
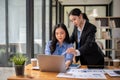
[37,54,66,73]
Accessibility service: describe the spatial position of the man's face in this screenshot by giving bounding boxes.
[69,14,82,27]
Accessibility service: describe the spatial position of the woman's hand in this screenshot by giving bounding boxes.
[73,55,77,63]
[66,47,77,55]
[65,60,71,69]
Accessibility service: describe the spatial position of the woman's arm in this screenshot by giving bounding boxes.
[65,60,72,69]
[65,43,74,68]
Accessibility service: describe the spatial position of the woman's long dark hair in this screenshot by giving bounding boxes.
[82,13,89,21]
[50,23,71,54]
[69,8,89,21]
[69,8,82,16]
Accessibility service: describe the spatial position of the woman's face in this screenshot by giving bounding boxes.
[55,27,66,43]
[69,14,82,27]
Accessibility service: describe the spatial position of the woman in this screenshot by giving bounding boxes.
[45,23,74,68]
[66,8,104,67]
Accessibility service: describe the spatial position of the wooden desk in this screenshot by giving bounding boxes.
[7,64,120,80]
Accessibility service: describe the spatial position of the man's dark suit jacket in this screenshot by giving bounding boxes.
[70,21,104,66]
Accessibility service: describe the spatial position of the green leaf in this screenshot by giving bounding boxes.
[10,52,28,65]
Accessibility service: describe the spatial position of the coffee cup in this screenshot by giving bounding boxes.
[31,58,38,67]
[113,59,120,68]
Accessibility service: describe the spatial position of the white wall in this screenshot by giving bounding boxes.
[113,0,120,16]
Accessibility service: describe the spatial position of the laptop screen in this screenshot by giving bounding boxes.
[37,54,66,73]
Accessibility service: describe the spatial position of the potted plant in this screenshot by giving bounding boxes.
[10,52,28,76]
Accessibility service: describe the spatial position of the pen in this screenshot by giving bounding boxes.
[61,51,66,56]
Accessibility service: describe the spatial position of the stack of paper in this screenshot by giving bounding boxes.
[57,69,106,79]
[104,69,120,77]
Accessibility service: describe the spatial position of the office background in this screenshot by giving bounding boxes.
[0,0,120,67]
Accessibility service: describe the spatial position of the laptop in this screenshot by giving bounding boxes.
[37,54,66,73]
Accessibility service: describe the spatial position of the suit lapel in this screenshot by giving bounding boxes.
[80,21,88,42]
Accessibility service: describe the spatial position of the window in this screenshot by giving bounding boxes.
[34,0,42,55]
[8,0,26,54]
[0,0,6,66]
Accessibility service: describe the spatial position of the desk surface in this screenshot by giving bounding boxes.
[7,64,120,80]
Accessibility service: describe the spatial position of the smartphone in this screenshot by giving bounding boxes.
[114,71,120,75]
[69,64,81,69]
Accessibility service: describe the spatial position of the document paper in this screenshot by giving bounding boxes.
[57,69,106,79]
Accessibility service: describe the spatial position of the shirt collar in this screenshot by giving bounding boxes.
[56,42,66,48]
